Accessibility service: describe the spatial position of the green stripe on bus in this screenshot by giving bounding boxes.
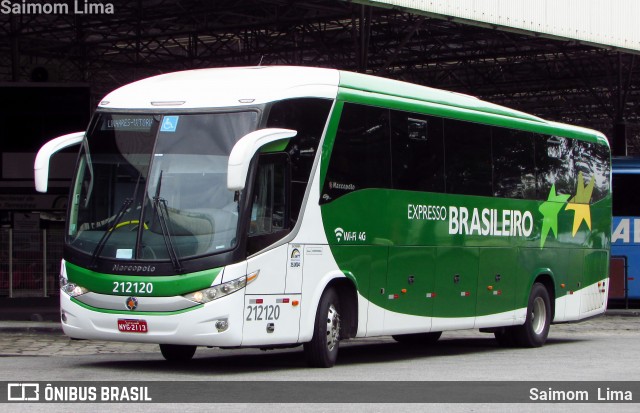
[336,87,606,145]
[260,138,290,153]
[321,189,609,318]
[65,261,222,297]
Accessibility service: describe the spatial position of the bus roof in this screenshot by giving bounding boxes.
[337,70,544,124]
[99,66,607,145]
[99,66,340,110]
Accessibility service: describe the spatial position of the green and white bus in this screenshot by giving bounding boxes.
[35,66,611,367]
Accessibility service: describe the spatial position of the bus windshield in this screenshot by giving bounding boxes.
[68,111,259,262]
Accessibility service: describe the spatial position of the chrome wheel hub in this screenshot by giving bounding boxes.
[326,304,340,351]
[531,296,547,335]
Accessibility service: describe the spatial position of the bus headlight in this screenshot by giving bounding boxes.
[184,271,258,304]
[59,275,89,297]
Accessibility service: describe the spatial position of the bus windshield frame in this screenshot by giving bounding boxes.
[67,110,260,266]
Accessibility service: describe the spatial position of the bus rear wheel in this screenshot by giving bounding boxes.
[159,344,197,362]
[392,331,442,345]
[513,282,551,347]
[304,288,341,368]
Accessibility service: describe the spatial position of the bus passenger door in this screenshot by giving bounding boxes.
[432,247,478,330]
[242,154,301,345]
[476,248,517,328]
[384,246,436,334]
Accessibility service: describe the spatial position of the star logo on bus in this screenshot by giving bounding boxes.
[565,171,595,236]
[539,185,570,248]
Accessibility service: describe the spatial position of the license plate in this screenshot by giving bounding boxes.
[117,319,148,333]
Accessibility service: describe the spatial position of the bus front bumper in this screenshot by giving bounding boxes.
[59,290,245,347]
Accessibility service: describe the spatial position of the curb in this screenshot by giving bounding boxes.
[605,309,640,317]
[0,310,637,334]
[0,322,63,334]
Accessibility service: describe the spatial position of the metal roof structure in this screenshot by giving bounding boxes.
[365,0,640,54]
[1,0,639,153]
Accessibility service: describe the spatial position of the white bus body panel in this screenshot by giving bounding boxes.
[99,66,340,110]
[296,246,346,343]
[241,294,301,346]
[241,243,304,345]
[285,243,304,294]
[60,291,245,347]
[246,244,288,295]
[553,280,608,323]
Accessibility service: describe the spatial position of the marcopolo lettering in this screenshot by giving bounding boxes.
[112,264,156,273]
[329,181,356,191]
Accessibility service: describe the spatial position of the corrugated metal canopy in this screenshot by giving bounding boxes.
[2,0,640,153]
[358,0,640,53]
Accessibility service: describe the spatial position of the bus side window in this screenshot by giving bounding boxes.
[321,103,391,203]
[613,174,639,216]
[247,154,290,255]
[444,119,492,196]
[535,134,575,199]
[492,127,536,199]
[390,111,445,192]
[266,98,332,221]
[574,140,610,203]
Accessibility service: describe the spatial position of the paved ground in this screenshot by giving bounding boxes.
[0,310,637,357]
[1,311,638,412]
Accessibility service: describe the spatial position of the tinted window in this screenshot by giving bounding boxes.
[492,127,536,199]
[535,135,575,199]
[322,103,391,203]
[613,174,640,216]
[574,140,610,203]
[267,98,332,183]
[249,158,287,236]
[391,111,445,192]
[246,154,290,255]
[267,98,332,219]
[444,119,492,196]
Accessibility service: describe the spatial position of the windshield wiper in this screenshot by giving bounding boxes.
[90,198,133,268]
[90,171,145,267]
[152,171,183,273]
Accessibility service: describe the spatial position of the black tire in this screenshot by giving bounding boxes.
[513,282,551,347]
[392,331,442,345]
[304,288,341,368]
[159,344,197,362]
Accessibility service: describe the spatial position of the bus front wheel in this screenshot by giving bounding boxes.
[513,282,551,347]
[304,288,341,368]
[159,344,197,362]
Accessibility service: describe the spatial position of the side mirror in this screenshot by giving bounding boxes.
[34,131,84,193]
[227,128,296,191]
